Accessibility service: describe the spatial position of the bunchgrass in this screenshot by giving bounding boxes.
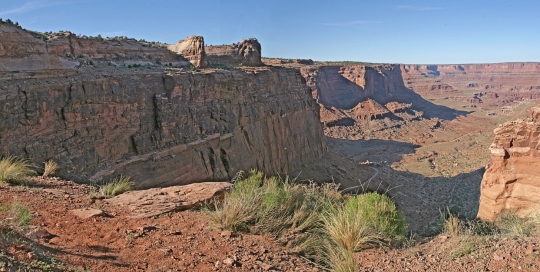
[209,170,407,271]
[2,201,32,227]
[97,175,134,198]
[0,156,36,185]
[441,208,462,236]
[42,160,58,177]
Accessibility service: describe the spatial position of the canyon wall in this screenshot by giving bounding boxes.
[0,22,325,188]
[477,107,540,221]
[402,63,540,107]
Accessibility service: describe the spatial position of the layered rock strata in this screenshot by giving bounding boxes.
[477,107,540,220]
[167,36,207,68]
[206,38,264,67]
[0,21,326,188]
[0,21,189,71]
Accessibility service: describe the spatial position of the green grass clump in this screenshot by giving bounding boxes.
[0,156,36,185]
[343,192,407,239]
[210,170,407,271]
[97,175,134,198]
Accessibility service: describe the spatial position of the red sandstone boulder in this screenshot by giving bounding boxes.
[105,182,232,218]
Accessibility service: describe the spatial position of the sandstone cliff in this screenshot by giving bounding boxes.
[206,38,264,67]
[299,65,463,140]
[0,22,326,188]
[0,21,190,71]
[167,36,207,68]
[477,107,540,221]
[402,63,540,108]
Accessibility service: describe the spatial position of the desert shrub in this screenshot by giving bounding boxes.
[321,202,378,252]
[345,192,407,239]
[98,175,134,197]
[463,218,499,236]
[0,156,36,185]
[2,201,32,227]
[440,208,462,236]
[42,160,58,177]
[210,170,407,271]
[495,210,535,236]
[323,243,358,272]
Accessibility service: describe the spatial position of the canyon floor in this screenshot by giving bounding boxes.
[3,177,540,271]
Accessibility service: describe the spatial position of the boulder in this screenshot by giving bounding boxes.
[105,182,232,218]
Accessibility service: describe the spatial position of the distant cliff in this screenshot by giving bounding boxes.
[477,107,540,221]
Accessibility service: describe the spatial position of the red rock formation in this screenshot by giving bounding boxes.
[402,63,540,107]
[0,21,187,71]
[0,23,325,189]
[477,107,540,221]
[167,36,207,68]
[206,38,263,67]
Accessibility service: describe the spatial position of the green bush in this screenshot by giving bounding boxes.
[0,156,36,185]
[344,192,407,239]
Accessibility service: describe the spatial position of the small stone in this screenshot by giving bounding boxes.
[160,248,172,254]
[221,230,233,238]
[215,261,220,268]
[70,208,104,219]
[223,257,235,266]
[26,252,38,260]
[27,228,55,240]
[261,262,273,271]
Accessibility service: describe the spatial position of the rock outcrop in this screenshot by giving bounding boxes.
[0,22,326,189]
[0,21,189,71]
[167,36,207,68]
[105,182,233,218]
[477,107,540,221]
[206,38,264,67]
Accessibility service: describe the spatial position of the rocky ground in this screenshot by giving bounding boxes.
[2,177,540,271]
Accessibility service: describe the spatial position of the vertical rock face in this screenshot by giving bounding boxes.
[167,36,207,68]
[477,107,540,221]
[0,22,325,189]
[0,68,325,188]
[206,38,264,67]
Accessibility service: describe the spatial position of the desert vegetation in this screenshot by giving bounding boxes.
[209,170,407,271]
[0,156,36,185]
[89,175,134,198]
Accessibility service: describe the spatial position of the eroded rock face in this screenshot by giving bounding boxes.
[402,63,540,107]
[477,107,540,221]
[0,23,326,189]
[300,65,463,140]
[206,38,263,67]
[0,22,186,71]
[167,36,207,68]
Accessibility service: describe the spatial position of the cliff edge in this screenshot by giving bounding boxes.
[477,107,540,221]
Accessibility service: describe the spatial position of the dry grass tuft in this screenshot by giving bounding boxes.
[97,175,134,198]
[42,160,58,177]
[0,156,36,185]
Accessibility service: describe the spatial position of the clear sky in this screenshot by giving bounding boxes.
[1,0,539,64]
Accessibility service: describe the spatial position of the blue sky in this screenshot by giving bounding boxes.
[1,0,539,64]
